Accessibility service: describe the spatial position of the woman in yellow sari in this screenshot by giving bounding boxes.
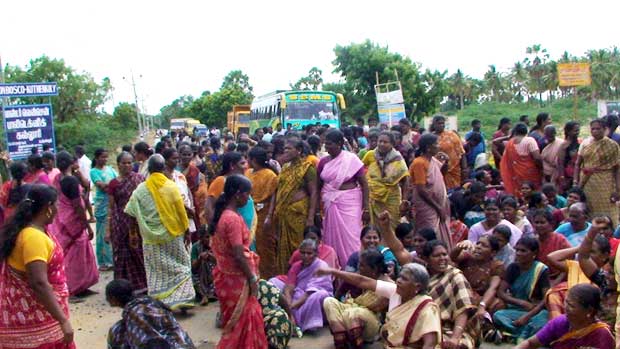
[275,137,318,275]
[575,118,620,226]
[246,147,279,279]
[362,131,409,232]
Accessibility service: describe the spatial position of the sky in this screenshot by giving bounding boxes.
[2,0,619,115]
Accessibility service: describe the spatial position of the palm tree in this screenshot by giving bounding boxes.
[484,65,504,102]
[524,44,549,106]
[450,69,466,109]
[510,62,528,101]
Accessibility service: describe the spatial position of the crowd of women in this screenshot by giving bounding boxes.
[1,111,620,349]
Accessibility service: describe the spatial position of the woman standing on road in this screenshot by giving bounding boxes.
[362,131,409,232]
[51,151,99,299]
[0,185,76,349]
[499,123,542,198]
[275,138,318,275]
[574,118,620,226]
[410,133,452,249]
[90,148,117,271]
[319,129,369,266]
[211,174,267,349]
[106,151,147,295]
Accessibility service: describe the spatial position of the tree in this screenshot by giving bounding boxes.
[291,67,324,90]
[158,95,196,128]
[112,102,138,129]
[3,56,111,122]
[524,44,550,106]
[221,70,253,96]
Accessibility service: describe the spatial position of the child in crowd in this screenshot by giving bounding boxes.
[191,226,216,305]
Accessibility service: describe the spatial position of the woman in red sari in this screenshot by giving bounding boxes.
[0,184,75,349]
[211,174,267,349]
[106,152,147,294]
[499,123,542,197]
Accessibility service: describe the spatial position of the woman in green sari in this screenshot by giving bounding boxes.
[494,236,550,341]
[90,148,117,270]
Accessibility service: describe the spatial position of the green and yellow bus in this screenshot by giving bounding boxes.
[249,90,345,133]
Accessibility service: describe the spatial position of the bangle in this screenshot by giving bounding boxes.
[454,325,464,331]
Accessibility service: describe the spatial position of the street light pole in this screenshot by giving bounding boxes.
[129,70,143,137]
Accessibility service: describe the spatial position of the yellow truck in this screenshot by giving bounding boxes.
[227,105,251,136]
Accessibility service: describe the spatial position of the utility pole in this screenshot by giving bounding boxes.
[129,70,143,137]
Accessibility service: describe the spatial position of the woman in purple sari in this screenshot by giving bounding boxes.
[50,151,98,298]
[516,283,613,349]
[319,129,369,267]
[106,152,147,294]
[271,239,334,333]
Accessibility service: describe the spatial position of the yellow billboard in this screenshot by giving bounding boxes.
[558,63,591,87]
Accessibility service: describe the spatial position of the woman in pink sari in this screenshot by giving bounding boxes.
[409,133,453,250]
[318,129,369,266]
[50,151,98,298]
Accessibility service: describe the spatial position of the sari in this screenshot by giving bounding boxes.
[212,209,267,349]
[107,296,195,349]
[493,261,549,339]
[50,174,99,296]
[578,137,620,226]
[257,279,292,349]
[124,182,195,310]
[91,165,117,267]
[323,288,388,345]
[429,266,478,349]
[280,258,333,332]
[171,170,196,234]
[545,260,591,319]
[289,242,340,270]
[246,168,279,279]
[275,158,316,275]
[190,241,216,300]
[23,169,51,185]
[437,130,465,190]
[410,156,452,250]
[382,294,442,349]
[535,315,614,349]
[108,172,147,294]
[182,164,206,229]
[362,149,409,232]
[319,150,364,266]
[500,137,542,197]
[0,228,76,349]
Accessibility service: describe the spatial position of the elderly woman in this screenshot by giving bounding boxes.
[575,118,620,226]
[497,123,542,198]
[410,133,452,249]
[322,249,392,348]
[468,199,523,246]
[362,131,409,232]
[317,262,441,349]
[271,239,333,333]
[494,237,550,341]
[516,284,614,349]
[555,202,591,247]
[124,155,195,311]
[319,129,369,267]
[379,211,478,348]
[551,186,586,224]
[431,115,467,190]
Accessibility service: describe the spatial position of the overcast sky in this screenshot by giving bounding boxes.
[3,0,619,114]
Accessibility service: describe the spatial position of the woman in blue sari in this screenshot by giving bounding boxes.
[90,148,117,270]
[494,236,550,341]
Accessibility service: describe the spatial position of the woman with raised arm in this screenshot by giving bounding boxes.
[0,185,75,348]
[316,262,441,349]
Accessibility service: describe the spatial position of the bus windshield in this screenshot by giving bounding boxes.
[284,102,338,121]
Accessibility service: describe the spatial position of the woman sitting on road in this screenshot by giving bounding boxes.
[468,198,523,247]
[494,237,550,342]
[516,284,614,349]
[316,262,441,349]
[270,239,334,333]
[322,249,392,349]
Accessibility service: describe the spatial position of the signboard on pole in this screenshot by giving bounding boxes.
[378,104,406,125]
[0,82,58,97]
[558,63,591,87]
[375,80,406,127]
[3,104,56,159]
